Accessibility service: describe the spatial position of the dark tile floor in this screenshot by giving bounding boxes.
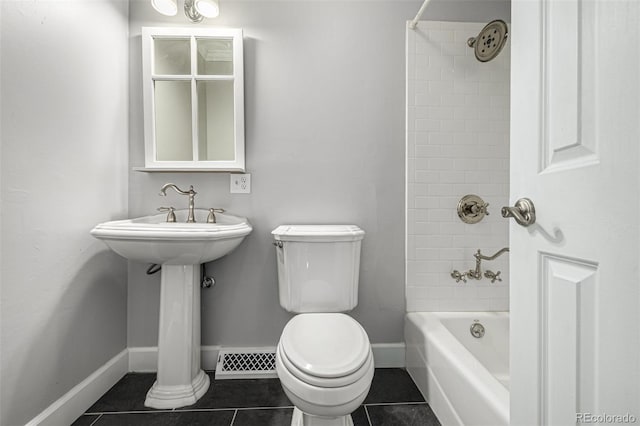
[72,368,440,426]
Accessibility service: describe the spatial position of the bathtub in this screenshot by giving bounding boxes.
[405,312,509,426]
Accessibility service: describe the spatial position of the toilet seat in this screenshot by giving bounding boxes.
[276,314,375,415]
[278,313,372,389]
[278,344,373,389]
[276,351,374,416]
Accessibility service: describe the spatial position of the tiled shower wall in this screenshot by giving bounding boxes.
[406,21,510,311]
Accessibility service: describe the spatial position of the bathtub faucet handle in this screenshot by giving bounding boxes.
[451,270,467,283]
[484,270,502,283]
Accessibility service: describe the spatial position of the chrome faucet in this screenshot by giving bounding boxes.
[451,247,509,283]
[464,250,484,280]
[159,183,197,223]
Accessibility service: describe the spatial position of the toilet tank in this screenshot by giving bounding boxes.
[272,225,365,313]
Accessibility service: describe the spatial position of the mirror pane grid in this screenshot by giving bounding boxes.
[196,80,235,161]
[154,80,193,161]
[153,38,191,75]
[197,38,234,76]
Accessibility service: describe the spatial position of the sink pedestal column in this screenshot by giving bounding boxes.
[144,264,210,409]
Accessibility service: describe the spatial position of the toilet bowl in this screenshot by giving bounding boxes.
[276,313,374,426]
[271,225,371,426]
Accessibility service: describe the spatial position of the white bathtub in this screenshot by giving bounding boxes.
[405,312,510,426]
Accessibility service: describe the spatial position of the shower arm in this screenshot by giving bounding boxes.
[409,0,432,30]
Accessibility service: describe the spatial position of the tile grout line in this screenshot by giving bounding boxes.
[84,410,177,415]
[83,403,427,418]
[86,405,296,415]
[364,405,373,426]
[364,401,428,407]
[175,405,295,413]
[85,402,424,415]
[88,414,103,426]
[227,405,295,411]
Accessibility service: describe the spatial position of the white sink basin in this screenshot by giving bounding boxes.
[91,209,252,265]
[90,208,252,409]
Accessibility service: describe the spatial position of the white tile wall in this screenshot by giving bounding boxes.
[406,21,510,312]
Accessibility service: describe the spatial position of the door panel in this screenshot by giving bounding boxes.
[541,253,598,426]
[542,0,598,172]
[510,0,640,424]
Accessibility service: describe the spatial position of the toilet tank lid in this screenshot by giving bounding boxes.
[272,225,365,242]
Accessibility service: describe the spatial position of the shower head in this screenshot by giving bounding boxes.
[467,20,509,62]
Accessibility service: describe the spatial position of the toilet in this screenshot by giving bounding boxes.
[272,225,374,426]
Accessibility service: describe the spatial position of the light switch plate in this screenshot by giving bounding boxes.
[230,173,251,193]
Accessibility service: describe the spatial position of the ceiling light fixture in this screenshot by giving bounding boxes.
[194,0,220,18]
[151,0,219,23]
[151,0,177,16]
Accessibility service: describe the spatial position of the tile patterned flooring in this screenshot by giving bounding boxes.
[72,368,440,426]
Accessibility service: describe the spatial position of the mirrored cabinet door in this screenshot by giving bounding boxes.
[154,38,191,75]
[141,27,245,171]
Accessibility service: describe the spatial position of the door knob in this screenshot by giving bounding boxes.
[501,198,536,227]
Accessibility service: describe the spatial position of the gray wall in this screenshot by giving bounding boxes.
[127,0,510,348]
[417,0,510,23]
[0,1,129,424]
[128,1,414,347]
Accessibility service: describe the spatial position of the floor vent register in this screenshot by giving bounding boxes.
[215,347,278,380]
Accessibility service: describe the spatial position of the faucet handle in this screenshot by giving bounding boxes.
[158,206,176,223]
[206,208,225,223]
[476,201,490,216]
[457,194,489,224]
[451,270,467,283]
[484,270,502,283]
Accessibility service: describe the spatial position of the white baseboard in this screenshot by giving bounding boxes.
[127,346,157,372]
[128,343,405,372]
[128,345,221,372]
[25,349,128,426]
[372,343,406,368]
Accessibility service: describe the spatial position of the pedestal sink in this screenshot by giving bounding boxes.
[91,209,252,409]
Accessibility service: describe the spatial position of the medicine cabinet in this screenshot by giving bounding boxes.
[141,27,245,171]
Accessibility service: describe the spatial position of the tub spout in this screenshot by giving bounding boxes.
[475,247,510,261]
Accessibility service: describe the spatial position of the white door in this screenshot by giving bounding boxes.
[510,0,640,425]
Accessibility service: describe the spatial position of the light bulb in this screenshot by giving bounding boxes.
[151,0,178,16]
[194,0,219,18]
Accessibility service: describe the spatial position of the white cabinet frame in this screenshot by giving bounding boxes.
[141,27,245,172]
